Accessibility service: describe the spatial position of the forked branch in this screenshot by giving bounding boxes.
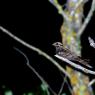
[0,26,70,78]
[78,0,95,36]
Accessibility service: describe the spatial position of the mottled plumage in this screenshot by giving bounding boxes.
[53,42,92,68]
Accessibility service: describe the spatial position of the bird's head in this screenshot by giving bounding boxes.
[52,42,63,47]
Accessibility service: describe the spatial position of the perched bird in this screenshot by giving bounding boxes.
[53,42,92,68]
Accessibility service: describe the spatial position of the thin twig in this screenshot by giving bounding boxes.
[60,73,73,95]
[0,26,70,78]
[26,60,56,95]
[14,47,57,95]
[77,0,95,36]
[58,75,67,95]
[88,79,95,87]
[65,78,73,95]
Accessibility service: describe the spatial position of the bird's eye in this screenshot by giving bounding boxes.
[56,43,59,45]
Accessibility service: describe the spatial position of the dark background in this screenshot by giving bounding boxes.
[0,0,95,94]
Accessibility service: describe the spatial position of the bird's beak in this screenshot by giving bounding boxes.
[52,43,56,46]
[52,43,55,46]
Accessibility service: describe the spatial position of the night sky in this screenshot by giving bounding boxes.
[0,0,95,94]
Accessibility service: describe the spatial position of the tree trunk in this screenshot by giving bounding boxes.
[60,0,93,95]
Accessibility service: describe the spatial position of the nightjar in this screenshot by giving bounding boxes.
[53,42,92,68]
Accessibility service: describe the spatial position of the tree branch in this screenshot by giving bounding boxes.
[55,54,95,75]
[88,79,95,87]
[14,47,57,95]
[58,75,67,95]
[48,0,70,22]
[0,26,70,78]
[77,0,95,36]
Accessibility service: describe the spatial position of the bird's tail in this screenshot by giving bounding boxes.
[78,59,92,68]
